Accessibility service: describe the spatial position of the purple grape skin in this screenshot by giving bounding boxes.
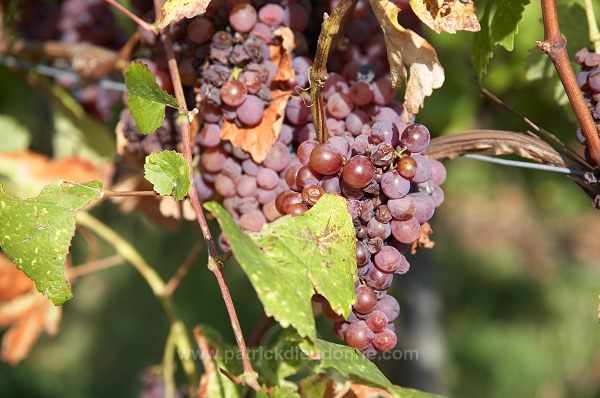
[380,170,410,199]
[373,246,401,273]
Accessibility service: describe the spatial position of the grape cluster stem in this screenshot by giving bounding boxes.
[539,0,600,168]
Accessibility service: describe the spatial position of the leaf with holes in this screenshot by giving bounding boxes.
[205,194,356,341]
[0,179,102,305]
[409,0,480,34]
[144,151,191,200]
[125,61,178,134]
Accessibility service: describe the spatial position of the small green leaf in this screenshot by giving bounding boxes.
[144,150,191,200]
[205,194,357,341]
[125,61,178,134]
[0,116,31,151]
[472,0,531,80]
[0,179,103,305]
[300,339,444,398]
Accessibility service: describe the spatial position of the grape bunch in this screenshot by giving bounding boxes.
[575,47,600,163]
[276,119,446,356]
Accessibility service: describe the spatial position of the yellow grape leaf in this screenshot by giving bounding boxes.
[409,0,480,34]
[158,0,211,29]
[369,0,445,122]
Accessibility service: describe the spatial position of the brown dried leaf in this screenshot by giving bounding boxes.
[0,255,62,365]
[221,90,291,163]
[271,27,296,81]
[410,0,480,34]
[369,0,445,122]
[410,222,435,255]
[0,151,113,199]
[158,0,211,29]
[344,384,394,398]
[0,254,34,302]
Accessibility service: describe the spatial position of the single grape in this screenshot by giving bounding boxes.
[256,168,279,190]
[367,218,391,240]
[263,142,291,172]
[198,123,221,148]
[287,202,309,216]
[380,170,410,199]
[364,263,393,290]
[373,328,397,351]
[214,174,236,197]
[221,80,247,107]
[411,154,433,183]
[310,143,344,175]
[258,3,285,25]
[301,184,325,206]
[236,175,257,198]
[391,216,421,244]
[374,295,400,322]
[356,241,370,267]
[345,320,374,350]
[229,3,257,33]
[370,120,399,146]
[236,95,265,127]
[296,165,321,189]
[401,124,430,153]
[410,192,435,223]
[373,246,401,273]
[297,140,319,165]
[238,210,267,232]
[397,156,417,179]
[366,310,388,333]
[327,92,354,119]
[387,196,415,221]
[342,155,375,188]
[353,284,378,314]
[349,80,374,105]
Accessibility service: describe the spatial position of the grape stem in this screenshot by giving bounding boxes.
[584,0,600,53]
[102,190,160,197]
[538,0,600,168]
[164,242,203,296]
[104,0,158,34]
[310,0,357,143]
[161,30,261,392]
[67,254,124,279]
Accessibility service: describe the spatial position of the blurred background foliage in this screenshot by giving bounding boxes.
[0,0,599,397]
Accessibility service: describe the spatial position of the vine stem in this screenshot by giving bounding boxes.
[538,0,600,168]
[103,190,160,197]
[161,30,260,392]
[104,0,158,34]
[584,0,600,53]
[75,211,198,397]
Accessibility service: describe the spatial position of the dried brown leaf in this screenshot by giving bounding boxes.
[0,255,62,365]
[411,222,435,255]
[369,0,445,122]
[221,90,291,163]
[0,254,34,301]
[272,27,296,81]
[0,151,113,199]
[344,384,394,398]
[158,0,211,29]
[410,0,480,34]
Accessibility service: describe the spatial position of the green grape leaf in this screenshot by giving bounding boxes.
[144,151,191,200]
[125,61,178,134]
[300,339,444,398]
[205,194,356,341]
[252,329,312,386]
[472,0,531,80]
[298,373,336,397]
[0,179,103,305]
[0,116,31,151]
[194,325,245,398]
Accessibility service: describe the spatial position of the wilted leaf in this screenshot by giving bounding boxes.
[0,151,113,200]
[205,194,356,341]
[221,90,291,163]
[369,0,445,121]
[272,27,296,81]
[0,179,103,305]
[144,150,191,200]
[409,0,480,34]
[0,254,62,365]
[125,61,178,134]
[158,0,211,29]
[410,221,435,254]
